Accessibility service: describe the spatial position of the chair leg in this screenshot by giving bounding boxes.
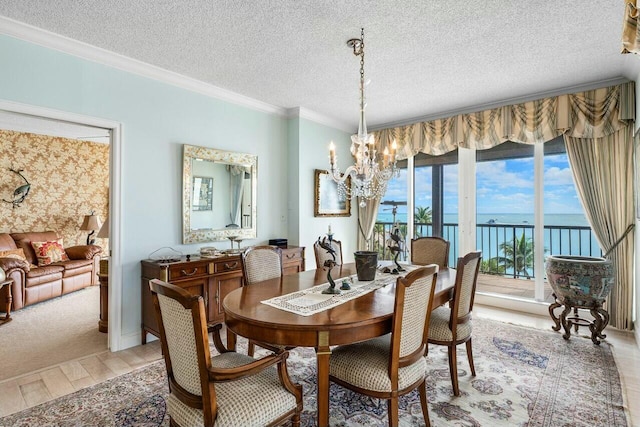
[387,397,399,427]
[448,345,460,396]
[291,412,300,427]
[418,380,431,427]
[248,341,255,357]
[465,339,476,377]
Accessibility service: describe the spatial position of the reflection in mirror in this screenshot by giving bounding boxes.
[183,144,257,244]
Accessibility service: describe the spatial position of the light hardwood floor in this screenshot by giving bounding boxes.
[0,307,638,424]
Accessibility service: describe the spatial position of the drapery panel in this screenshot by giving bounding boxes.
[368,82,635,330]
[357,197,380,251]
[564,127,635,330]
[622,0,640,54]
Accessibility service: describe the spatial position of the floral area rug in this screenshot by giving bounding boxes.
[0,318,628,426]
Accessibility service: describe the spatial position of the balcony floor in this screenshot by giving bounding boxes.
[476,273,555,303]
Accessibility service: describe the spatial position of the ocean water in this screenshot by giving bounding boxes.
[375,211,601,273]
[376,212,589,227]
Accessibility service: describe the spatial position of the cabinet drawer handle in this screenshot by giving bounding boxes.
[180,268,198,276]
[286,253,296,259]
[224,262,238,270]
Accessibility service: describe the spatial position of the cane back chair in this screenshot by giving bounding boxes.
[427,251,481,396]
[149,279,302,427]
[328,265,439,426]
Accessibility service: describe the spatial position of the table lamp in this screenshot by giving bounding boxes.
[80,211,101,245]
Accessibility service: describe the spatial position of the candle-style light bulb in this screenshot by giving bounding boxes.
[329,141,336,164]
[391,139,398,163]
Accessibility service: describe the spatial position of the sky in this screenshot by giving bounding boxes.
[379,152,585,219]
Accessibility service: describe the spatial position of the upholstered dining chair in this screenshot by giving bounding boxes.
[149,279,303,427]
[241,245,283,285]
[241,245,284,356]
[328,265,439,427]
[427,250,481,396]
[313,238,343,268]
[411,236,450,269]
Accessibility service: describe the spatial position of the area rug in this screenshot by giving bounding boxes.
[0,318,628,426]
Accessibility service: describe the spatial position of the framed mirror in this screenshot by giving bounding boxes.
[183,144,257,244]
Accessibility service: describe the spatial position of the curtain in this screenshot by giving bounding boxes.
[228,165,245,226]
[367,82,635,330]
[622,0,640,54]
[357,197,380,251]
[564,129,635,331]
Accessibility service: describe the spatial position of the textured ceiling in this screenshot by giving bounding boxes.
[0,1,637,131]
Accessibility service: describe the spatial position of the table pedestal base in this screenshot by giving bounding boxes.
[549,293,609,345]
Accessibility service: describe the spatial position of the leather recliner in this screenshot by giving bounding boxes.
[0,231,101,310]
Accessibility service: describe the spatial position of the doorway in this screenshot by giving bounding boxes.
[0,100,122,353]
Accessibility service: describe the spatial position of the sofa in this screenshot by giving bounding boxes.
[0,231,101,311]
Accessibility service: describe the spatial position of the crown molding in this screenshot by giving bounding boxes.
[0,16,288,117]
[287,107,354,133]
[370,76,631,131]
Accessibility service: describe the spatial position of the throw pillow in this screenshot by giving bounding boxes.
[31,240,69,266]
[0,248,27,260]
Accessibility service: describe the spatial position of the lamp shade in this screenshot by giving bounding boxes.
[97,216,109,238]
[80,214,101,231]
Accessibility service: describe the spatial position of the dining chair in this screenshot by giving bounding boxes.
[241,245,283,285]
[427,250,481,396]
[149,279,303,427]
[328,265,439,427]
[411,236,450,268]
[313,238,343,268]
[241,245,284,356]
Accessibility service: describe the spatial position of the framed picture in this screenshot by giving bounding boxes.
[192,176,213,211]
[314,169,351,217]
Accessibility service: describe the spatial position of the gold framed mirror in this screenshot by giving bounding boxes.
[182,144,257,244]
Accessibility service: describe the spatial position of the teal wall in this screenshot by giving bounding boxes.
[294,118,356,267]
[0,34,301,344]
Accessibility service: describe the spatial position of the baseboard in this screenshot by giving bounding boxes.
[118,330,157,351]
[475,292,550,318]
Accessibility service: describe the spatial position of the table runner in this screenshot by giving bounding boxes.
[261,264,421,316]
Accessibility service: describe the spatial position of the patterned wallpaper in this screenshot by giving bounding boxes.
[0,130,109,249]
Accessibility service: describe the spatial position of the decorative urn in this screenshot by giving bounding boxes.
[545,255,614,306]
[545,255,614,344]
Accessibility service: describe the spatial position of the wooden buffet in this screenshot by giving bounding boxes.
[140,245,304,343]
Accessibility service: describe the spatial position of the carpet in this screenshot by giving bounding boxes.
[0,318,628,426]
[0,285,106,382]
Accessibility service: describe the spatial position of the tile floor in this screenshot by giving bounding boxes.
[0,306,638,425]
[0,340,162,417]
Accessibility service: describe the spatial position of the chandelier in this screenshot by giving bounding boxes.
[328,28,399,208]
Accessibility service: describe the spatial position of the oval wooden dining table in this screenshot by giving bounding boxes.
[223,262,456,427]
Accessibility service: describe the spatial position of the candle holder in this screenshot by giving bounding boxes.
[318,234,341,294]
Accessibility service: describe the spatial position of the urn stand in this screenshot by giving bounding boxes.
[545,255,614,345]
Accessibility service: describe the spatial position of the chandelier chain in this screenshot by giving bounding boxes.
[328,28,399,208]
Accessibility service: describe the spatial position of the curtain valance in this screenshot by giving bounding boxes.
[372,82,635,159]
[622,0,640,54]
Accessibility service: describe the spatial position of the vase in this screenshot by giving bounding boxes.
[354,251,378,281]
[545,255,614,344]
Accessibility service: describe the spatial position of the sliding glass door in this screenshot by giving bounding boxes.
[375,137,597,306]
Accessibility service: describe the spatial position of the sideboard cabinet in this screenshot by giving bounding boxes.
[141,246,304,343]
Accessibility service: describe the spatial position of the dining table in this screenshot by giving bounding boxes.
[223,262,456,427]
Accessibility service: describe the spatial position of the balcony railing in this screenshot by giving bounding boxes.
[371,221,601,279]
